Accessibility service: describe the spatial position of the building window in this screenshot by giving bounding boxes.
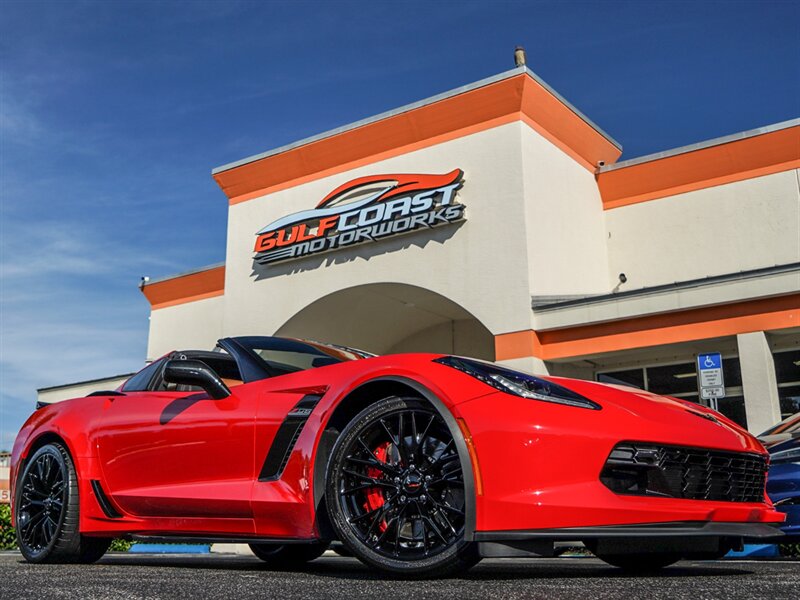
[773,349,800,418]
[596,368,644,390]
[597,356,747,429]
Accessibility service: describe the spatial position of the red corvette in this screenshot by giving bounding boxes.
[11,337,784,576]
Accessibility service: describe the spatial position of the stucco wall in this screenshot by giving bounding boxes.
[221,122,533,339]
[141,127,799,366]
[520,124,611,299]
[147,295,225,360]
[604,169,800,289]
[387,319,494,360]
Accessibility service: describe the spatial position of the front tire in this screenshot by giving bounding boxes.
[326,396,479,578]
[248,542,328,567]
[15,443,111,563]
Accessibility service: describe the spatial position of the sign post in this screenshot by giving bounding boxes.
[697,353,725,411]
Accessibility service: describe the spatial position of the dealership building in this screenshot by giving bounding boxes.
[42,66,800,435]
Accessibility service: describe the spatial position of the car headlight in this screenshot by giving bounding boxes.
[770,446,800,465]
[434,356,601,410]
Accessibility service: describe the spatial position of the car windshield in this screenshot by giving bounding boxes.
[234,336,375,377]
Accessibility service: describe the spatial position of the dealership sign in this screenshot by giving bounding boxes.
[253,170,465,266]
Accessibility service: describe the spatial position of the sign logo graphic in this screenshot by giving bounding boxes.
[253,169,465,265]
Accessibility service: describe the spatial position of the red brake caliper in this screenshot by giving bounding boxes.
[364,441,391,532]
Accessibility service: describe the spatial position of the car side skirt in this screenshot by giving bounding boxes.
[474,521,783,540]
[474,521,784,558]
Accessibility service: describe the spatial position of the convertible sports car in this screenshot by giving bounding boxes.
[11,336,784,577]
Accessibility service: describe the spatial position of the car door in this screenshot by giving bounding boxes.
[93,355,256,534]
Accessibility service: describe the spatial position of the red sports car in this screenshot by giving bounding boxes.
[11,337,784,577]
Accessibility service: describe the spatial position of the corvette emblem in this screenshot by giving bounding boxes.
[253,170,465,266]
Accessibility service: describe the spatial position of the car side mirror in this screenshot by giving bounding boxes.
[163,359,231,400]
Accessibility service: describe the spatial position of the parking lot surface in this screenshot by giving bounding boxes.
[0,552,797,600]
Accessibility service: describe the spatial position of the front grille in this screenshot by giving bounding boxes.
[600,442,767,503]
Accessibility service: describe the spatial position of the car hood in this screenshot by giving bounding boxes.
[542,375,765,454]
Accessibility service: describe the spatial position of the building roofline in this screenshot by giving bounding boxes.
[141,263,226,310]
[598,117,800,173]
[212,66,622,176]
[532,262,800,312]
[145,262,226,287]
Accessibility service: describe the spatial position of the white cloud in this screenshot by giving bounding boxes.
[0,215,190,449]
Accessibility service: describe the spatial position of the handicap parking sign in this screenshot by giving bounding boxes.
[700,353,721,369]
[697,352,725,400]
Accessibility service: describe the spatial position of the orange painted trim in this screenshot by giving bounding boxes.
[495,329,545,362]
[229,114,520,205]
[496,294,800,361]
[602,159,800,209]
[520,113,595,171]
[598,126,800,210]
[519,76,619,172]
[215,73,622,204]
[150,289,224,310]
[141,266,225,310]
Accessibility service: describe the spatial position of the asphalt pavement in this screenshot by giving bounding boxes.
[1,552,797,600]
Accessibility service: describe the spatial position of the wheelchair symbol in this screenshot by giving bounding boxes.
[703,356,716,368]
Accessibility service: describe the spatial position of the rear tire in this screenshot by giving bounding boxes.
[325,396,480,578]
[249,542,328,567]
[15,443,111,564]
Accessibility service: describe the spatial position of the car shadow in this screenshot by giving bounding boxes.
[159,393,207,425]
[83,555,755,581]
[305,558,754,581]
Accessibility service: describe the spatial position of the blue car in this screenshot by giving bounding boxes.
[759,412,800,448]
[767,437,800,542]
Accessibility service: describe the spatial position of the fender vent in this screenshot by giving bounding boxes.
[91,480,123,518]
[258,395,322,482]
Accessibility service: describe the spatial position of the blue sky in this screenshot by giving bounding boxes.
[1,0,798,449]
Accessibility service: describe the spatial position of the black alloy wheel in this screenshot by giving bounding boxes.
[15,443,110,563]
[17,447,67,557]
[326,396,479,577]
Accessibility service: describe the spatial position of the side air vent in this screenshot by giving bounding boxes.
[91,480,123,518]
[259,395,323,482]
